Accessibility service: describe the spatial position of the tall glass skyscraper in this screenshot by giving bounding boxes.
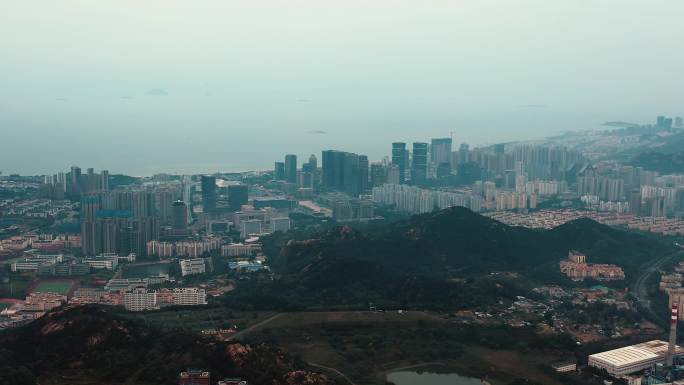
[411,142,428,185]
[284,154,297,184]
[391,142,406,184]
[200,175,216,214]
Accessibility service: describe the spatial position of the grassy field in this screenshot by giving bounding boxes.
[235,311,574,385]
[34,280,73,295]
[122,262,172,278]
[123,307,277,333]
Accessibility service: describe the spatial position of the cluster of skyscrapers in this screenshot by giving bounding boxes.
[40,166,109,199]
[200,175,249,214]
[80,188,186,256]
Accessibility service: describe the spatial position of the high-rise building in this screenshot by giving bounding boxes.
[200,176,217,214]
[131,190,156,218]
[430,138,452,166]
[81,194,101,223]
[307,154,317,172]
[172,200,188,230]
[657,116,673,129]
[284,154,297,183]
[302,154,318,188]
[391,142,407,184]
[70,166,82,195]
[101,170,109,191]
[370,163,387,188]
[322,150,365,196]
[124,287,158,312]
[274,162,285,180]
[342,152,360,197]
[387,164,401,185]
[629,189,642,216]
[458,143,470,164]
[358,155,369,194]
[155,189,175,225]
[301,154,317,189]
[228,184,248,211]
[81,189,161,256]
[411,142,428,185]
[322,150,345,189]
[86,168,96,192]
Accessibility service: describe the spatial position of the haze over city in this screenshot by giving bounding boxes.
[2,0,684,175]
[6,1,684,385]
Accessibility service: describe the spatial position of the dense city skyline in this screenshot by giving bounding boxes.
[4,2,684,385]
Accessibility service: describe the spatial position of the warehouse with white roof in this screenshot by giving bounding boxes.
[588,340,684,376]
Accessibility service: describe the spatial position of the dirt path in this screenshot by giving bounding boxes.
[307,362,357,385]
[227,312,283,341]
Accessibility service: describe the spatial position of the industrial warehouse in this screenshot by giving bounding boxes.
[588,303,684,384]
[588,340,684,376]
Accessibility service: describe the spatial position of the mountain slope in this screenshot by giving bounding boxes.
[0,305,333,385]
[229,207,676,311]
[278,207,671,278]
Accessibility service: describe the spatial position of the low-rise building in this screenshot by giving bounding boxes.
[157,287,207,306]
[178,369,210,385]
[70,288,123,306]
[228,260,268,273]
[23,292,67,312]
[551,361,576,373]
[82,256,118,270]
[221,243,261,257]
[588,340,684,376]
[269,217,291,233]
[560,251,624,281]
[105,278,147,292]
[179,258,206,276]
[218,379,248,385]
[11,253,64,272]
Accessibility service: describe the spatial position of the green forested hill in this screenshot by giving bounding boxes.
[238,207,674,310]
[0,306,333,385]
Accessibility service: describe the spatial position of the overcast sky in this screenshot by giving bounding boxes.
[1,0,683,176]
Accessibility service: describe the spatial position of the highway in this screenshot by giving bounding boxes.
[631,254,676,325]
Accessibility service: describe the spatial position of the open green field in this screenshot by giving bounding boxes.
[34,280,73,295]
[122,262,172,278]
[0,256,25,265]
[123,307,277,333]
[235,311,579,385]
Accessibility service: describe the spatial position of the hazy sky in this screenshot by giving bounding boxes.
[2,1,683,176]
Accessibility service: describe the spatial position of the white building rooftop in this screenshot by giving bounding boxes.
[589,340,684,376]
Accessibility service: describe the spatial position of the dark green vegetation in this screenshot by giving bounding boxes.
[1,207,673,385]
[0,305,333,385]
[231,207,674,311]
[630,150,684,174]
[244,311,577,385]
[121,262,173,278]
[34,280,74,295]
[107,174,139,189]
[122,306,277,333]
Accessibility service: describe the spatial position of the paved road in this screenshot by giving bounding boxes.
[307,362,357,385]
[631,254,675,324]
